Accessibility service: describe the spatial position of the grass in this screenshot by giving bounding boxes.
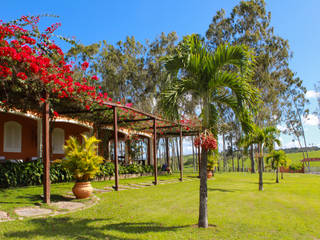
[1,172,320,239]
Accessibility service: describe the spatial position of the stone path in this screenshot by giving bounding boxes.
[0,210,10,222]
[0,177,196,222]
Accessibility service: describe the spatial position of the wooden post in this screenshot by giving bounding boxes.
[198,133,201,177]
[42,92,50,204]
[165,137,170,167]
[113,107,119,191]
[147,137,151,165]
[179,127,183,181]
[153,118,158,185]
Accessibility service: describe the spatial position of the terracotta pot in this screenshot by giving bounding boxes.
[72,181,93,199]
[207,170,213,179]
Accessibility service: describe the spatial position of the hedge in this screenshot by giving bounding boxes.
[0,160,153,188]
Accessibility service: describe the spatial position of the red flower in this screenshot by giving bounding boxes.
[81,61,89,70]
[17,72,27,80]
[40,98,45,103]
[53,111,59,117]
[91,75,98,81]
[85,105,90,110]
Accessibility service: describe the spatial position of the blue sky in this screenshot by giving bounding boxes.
[1,0,320,153]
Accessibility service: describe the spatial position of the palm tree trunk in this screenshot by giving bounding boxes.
[258,143,263,191]
[198,93,209,228]
[276,167,279,183]
[198,147,208,228]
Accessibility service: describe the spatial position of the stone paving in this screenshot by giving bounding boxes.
[0,177,196,222]
[0,210,10,221]
[14,207,52,217]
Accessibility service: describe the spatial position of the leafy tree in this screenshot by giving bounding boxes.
[266,150,290,183]
[206,0,307,154]
[161,34,258,228]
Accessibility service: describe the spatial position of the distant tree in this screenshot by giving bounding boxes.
[241,125,280,190]
[266,150,290,183]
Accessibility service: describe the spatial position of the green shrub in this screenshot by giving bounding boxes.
[0,159,72,188]
[289,162,303,171]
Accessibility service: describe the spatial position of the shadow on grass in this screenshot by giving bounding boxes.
[0,194,73,204]
[250,182,276,185]
[208,188,235,192]
[4,217,188,239]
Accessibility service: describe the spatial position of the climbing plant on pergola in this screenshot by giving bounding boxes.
[0,16,201,203]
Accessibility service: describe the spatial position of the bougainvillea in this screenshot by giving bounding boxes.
[0,15,111,113]
[194,130,218,151]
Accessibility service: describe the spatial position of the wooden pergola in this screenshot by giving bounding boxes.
[41,97,201,203]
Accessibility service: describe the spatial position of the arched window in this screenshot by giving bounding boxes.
[4,121,22,153]
[52,128,65,154]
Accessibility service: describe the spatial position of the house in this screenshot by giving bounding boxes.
[0,110,152,163]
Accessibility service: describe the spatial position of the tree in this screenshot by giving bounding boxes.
[266,150,289,183]
[241,125,280,190]
[206,0,307,153]
[161,34,259,228]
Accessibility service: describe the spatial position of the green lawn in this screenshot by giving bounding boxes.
[1,173,320,239]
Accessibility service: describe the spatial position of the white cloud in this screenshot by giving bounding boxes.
[281,140,300,149]
[303,114,319,126]
[306,90,320,99]
[277,124,287,132]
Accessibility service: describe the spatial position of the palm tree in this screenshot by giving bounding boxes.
[266,150,289,183]
[241,125,280,190]
[161,34,259,228]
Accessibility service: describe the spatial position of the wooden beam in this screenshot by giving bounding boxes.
[153,118,158,185]
[179,126,183,181]
[101,117,153,125]
[113,107,119,191]
[42,92,50,204]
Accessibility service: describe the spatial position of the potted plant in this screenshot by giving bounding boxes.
[62,135,104,199]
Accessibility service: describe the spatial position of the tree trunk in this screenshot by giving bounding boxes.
[281,171,283,179]
[231,135,234,172]
[250,144,255,173]
[198,148,208,228]
[276,167,279,183]
[258,144,263,191]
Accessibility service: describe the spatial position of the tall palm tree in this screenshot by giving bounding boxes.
[241,125,280,190]
[161,34,259,228]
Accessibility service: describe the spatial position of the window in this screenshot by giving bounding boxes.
[4,121,22,153]
[52,128,65,154]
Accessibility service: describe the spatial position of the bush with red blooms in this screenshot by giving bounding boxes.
[194,130,218,151]
[0,15,112,114]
